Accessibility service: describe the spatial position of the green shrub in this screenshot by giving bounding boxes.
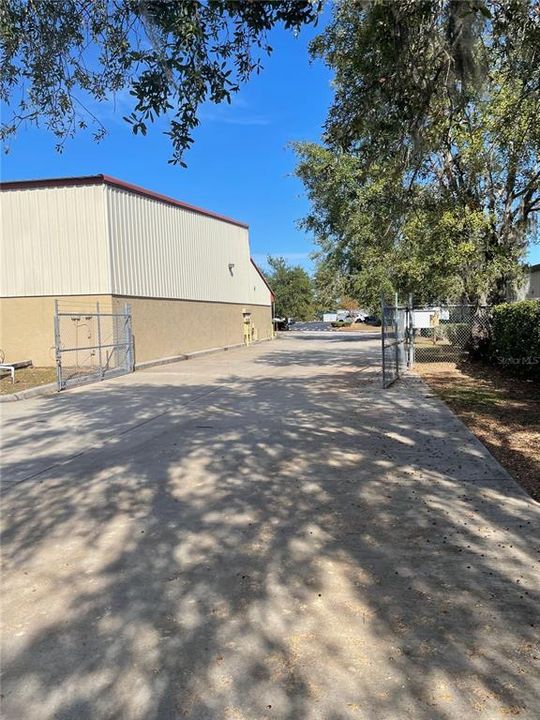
[439,322,470,347]
[491,300,540,380]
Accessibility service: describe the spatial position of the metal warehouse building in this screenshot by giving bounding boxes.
[0,175,273,376]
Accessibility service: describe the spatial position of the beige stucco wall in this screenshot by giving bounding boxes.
[0,295,113,366]
[111,295,273,364]
[0,295,272,367]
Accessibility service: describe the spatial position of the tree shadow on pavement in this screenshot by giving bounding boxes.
[1,337,539,720]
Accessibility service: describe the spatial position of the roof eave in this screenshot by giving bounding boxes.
[0,174,249,230]
[250,258,275,300]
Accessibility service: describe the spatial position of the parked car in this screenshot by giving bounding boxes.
[273,317,290,331]
[364,315,382,327]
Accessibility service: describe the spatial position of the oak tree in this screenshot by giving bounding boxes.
[1,0,321,164]
[296,0,540,304]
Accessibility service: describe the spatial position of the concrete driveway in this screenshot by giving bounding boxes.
[290,321,333,331]
[1,333,538,720]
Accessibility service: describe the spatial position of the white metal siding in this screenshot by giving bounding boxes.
[1,180,271,307]
[1,185,110,297]
[248,262,272,306]
[106,186,268,305]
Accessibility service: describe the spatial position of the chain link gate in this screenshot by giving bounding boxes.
[54,301,134,390]
[381,297,413,388]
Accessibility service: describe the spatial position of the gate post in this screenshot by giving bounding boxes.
[96,301,104,379]
[394,293,400,376]
[54,299,63,390]
[407,293,415,368]
[381,293,386,388]
[124,303,134,372]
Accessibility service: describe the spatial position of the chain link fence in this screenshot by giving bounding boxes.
[412,305,491,365]
[381,301,492,387]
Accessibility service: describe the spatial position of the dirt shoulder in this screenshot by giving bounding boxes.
[0,367,57,395]
[416,361,539,501]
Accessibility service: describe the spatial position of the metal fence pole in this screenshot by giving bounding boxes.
[381,293,386,388]
[408,293,414,368]
[124,303,134,372]
[394,294,399,377]
[96,301,104,379]
[54,299,63,390]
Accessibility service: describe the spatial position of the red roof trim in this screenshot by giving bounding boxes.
[102,175,249,229]
[0,175,103,191]
[250,258,275,300]
[0,174,249,229]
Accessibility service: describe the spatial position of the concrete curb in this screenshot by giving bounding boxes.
[135,337,274,371]
[135,343,242,370]
[0,382,58,403]
[405,369,522,490]
[1,338,275,402]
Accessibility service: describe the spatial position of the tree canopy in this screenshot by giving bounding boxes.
[0,0,320,164]
[311,261,348,314]
[295,0,540,305]
[265,255,314,320]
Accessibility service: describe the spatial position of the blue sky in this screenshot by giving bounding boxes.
[2,13,539,269]
[1,19,333,274]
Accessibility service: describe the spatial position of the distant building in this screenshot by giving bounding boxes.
[507,263,540,301]
[322,313,338,323]
[322,309,367,323]
[524,263,540,299]
[0,175,274,366]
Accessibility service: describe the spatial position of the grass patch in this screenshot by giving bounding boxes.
[437,385,501,407]
[413,337,465,364]
[332,324,381,333]
[0,367,57,395]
